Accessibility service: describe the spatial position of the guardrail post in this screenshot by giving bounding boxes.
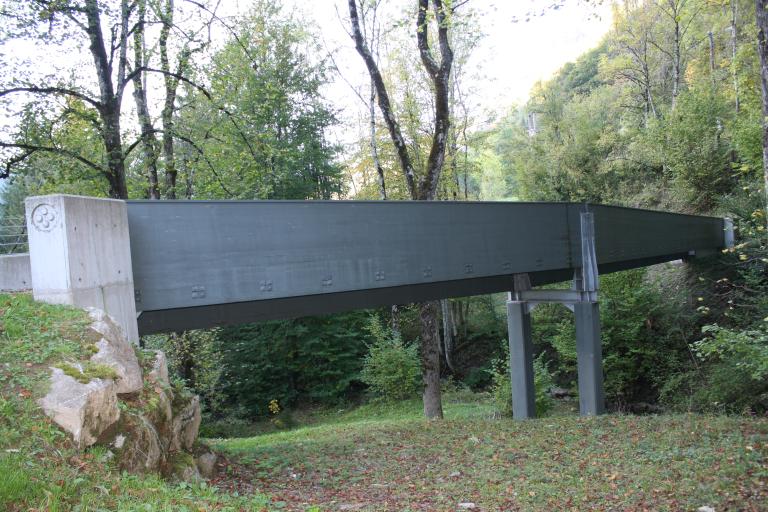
[25,194,139,344]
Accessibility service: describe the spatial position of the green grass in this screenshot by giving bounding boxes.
[213,397,768,511]
[2,292,767,511]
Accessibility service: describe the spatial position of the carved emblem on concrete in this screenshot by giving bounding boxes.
[30,203,58,232]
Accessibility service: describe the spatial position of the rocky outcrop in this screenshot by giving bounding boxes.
[87,308,143,394]
[38,367,120,448]
[171,395,202,453]
[38,308,204,480]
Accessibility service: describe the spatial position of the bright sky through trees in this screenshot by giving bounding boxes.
[282,0,614,145]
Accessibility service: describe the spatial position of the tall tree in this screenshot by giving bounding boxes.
[177,1,343,200]
[0,0,135,198]
[348,0,454,419]
[757,0,768,219]
[132,0,161,199]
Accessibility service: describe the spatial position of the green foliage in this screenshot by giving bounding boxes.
[661,325,768,413]
[359,316,421,402]
[533,269,695,407]
[144,329,225,416]
[216,311,372,417]
[489,351,554,417]
[658,89,733,210]
[181,0,344,200]
[696,325,768,383]
[660,184,768,414]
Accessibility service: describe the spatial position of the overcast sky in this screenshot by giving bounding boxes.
[0,0,614,155]
[281,0,615,145]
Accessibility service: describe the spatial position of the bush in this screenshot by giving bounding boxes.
[143,329,226,416]
[464,366,494,391]
[534,268,694,408]
[489,351,554,417]
[661,324,768,414]
[359,316,421,402]
[215,311,372,417]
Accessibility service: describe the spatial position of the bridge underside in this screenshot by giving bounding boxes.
[126,201,726,335]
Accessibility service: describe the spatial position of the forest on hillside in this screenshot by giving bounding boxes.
[0,0,767,426]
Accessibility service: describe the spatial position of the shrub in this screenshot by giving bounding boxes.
[535,268,693,407]
[662,324,768,414]
[464,366,494,391]
[214,311,372,417]
[359,316,421,402]
[144,329,226,416]
[489,351,554,417]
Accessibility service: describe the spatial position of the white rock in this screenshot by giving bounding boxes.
[38,367,120,448]
[177,462,202,483]
[87,308,142,394]
[171,395,201,452]
[697,507,715,512]
[147,350,170,388]
[458,503,476,509]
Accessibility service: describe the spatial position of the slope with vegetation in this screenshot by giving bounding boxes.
[0,293,272,511]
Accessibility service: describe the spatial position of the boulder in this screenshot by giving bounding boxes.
[114,412,164,473]
[171,453,203,483]
[171,395,201,452]
[87,308,143,394]
[38,307,206,480]
[196,452,218,479]
[38,368,120,448]
[147,350,170,388]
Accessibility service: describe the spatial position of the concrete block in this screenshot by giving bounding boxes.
[0,253,32,291]
[25,195,138,344]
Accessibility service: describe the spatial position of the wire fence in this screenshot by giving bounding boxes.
[0,216,28,254]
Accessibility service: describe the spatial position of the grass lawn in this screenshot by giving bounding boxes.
[212,397,768,511]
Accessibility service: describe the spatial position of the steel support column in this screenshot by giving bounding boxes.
[574,301,605,416]
[507,299,535,419]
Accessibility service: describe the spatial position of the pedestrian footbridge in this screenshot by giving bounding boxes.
[9,195,732,419]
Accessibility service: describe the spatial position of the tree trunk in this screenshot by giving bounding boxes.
[672,14,681,109]
[441,298,455,372]
[370,81,387,200]
[733,0,741,114]
[420,300,443,419]
[348,0,418,200]
[159,0,177,199]
[757,0,768,221]
[84,0,129,199]
[709,31,716,90]
[132,0,160,199]
[349,0,453,420]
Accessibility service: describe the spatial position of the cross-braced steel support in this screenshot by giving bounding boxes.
[507,211,605,419]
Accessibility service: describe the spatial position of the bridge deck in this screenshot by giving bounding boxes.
[126,201,727,334]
